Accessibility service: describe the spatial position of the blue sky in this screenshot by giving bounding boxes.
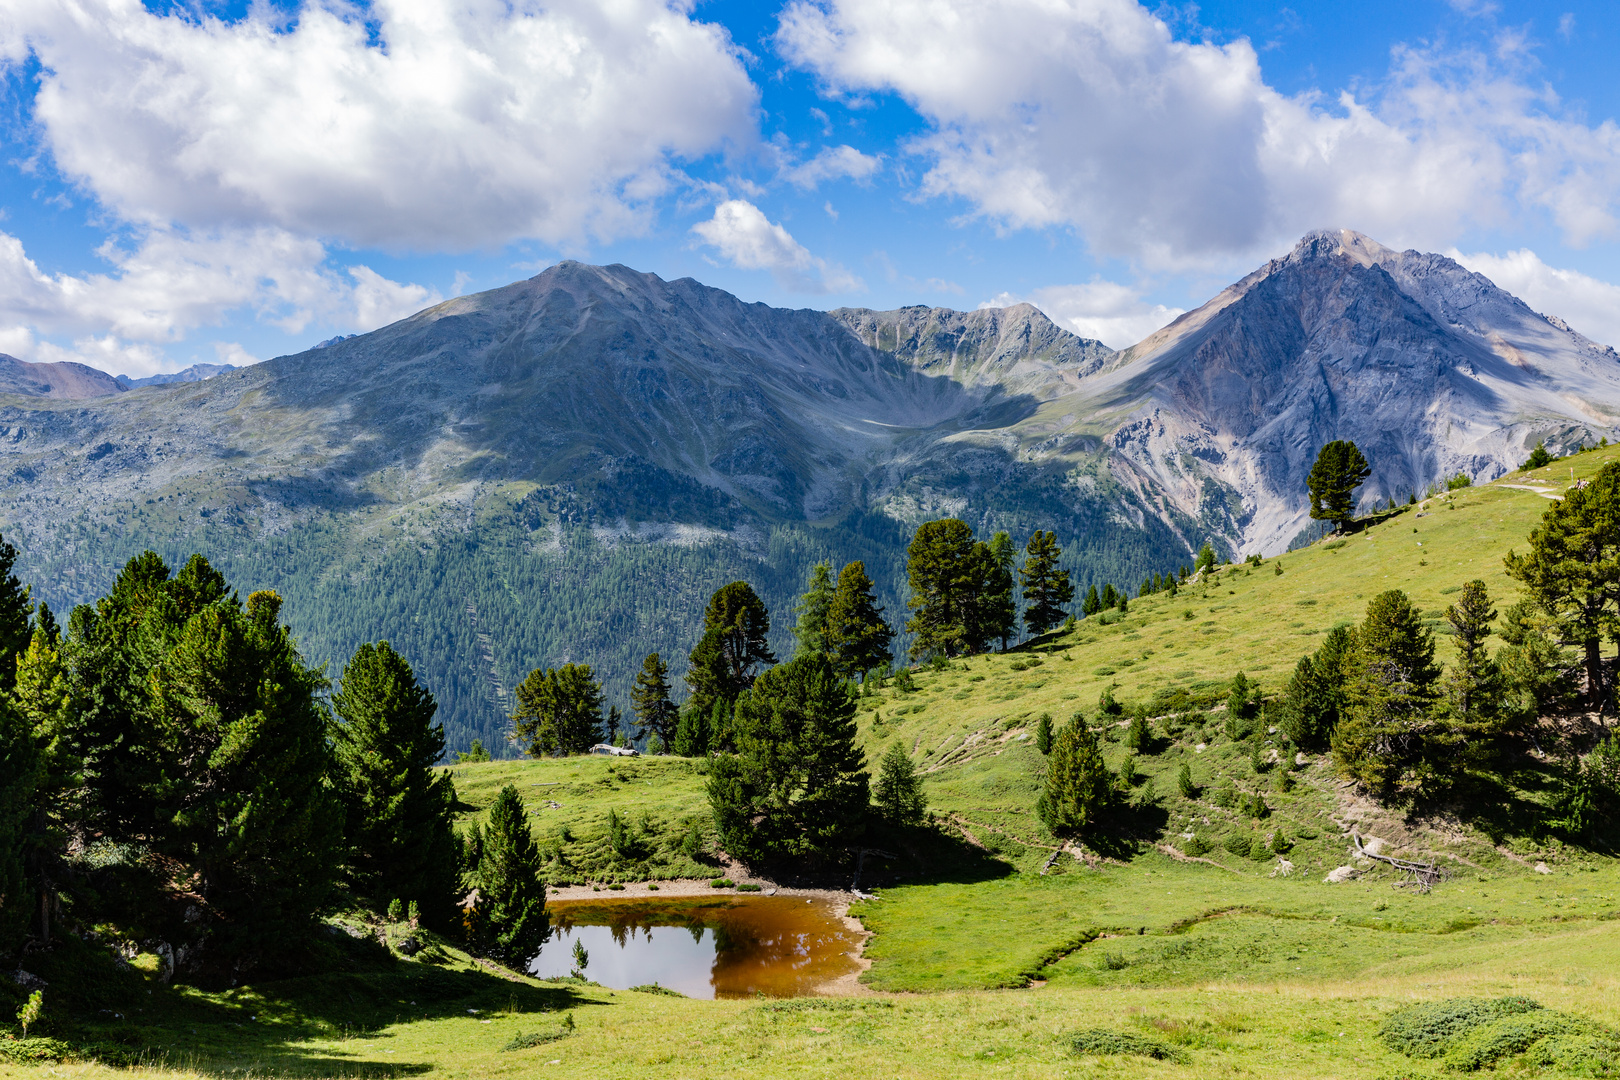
[3,0,1620,375]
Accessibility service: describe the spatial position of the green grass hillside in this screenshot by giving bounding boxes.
[14,449,1620,1079]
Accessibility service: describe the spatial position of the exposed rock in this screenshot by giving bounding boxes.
[1535,861,1552,874]
[1324,866,1359,883]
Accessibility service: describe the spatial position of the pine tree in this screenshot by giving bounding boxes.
[1195,545,1216,574]
[0,698,39,954]
[1019,531,1074,637]
[146,590,344,959]
[470,784,548,964]
[0,532,31,696]
[512,663,605,756]
[792,562,835,656]
[1035,712,1054,754]
[671,701,711,758]
[1226,672,1260,738]
[1037,720,1111,837]
[1307,440,1372,532]
[1331,590,1442,789]
[965,537,1017,654]
[824,561,894,680]
[687,582,775,713]
[708,653,869,863]
[1504,462,1620,711]
[631,653,679,750]
[1100,583,1119,609]
[1081,584,1102,617]
[873,742,926,825]
[905,519,979,658]
[1524,441,1553,469]
[1441,579,1507,748]
[331,641,460,927]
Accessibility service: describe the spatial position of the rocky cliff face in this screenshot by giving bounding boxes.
[1085,230,1620,552]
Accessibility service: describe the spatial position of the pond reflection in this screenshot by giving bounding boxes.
[528,896,860,999]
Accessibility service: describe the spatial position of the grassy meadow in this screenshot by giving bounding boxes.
[10,447,1620,1078]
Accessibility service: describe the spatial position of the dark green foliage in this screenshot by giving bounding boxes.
[687,582,775,715]
[1019,530,1074,636]
[605,809,637,858]
[0,698,39,954]
[512,663,604,756]
[1125,715,1151,753]
[469,784,549,964]
[456,739,491,763]
[979,532,1018,652]
[1307,439,1372,531]
[1505,462,1620,710]
[824,561,894,679]
[1099,583,1119,610]
[1447,473,1473,491]
[1035,712,1054,755]
[0,533,31,695]
[1184,834,1211,856]
[1177,762,1197,799]
[1222,833,1253,857]
[873,742,926,825]
[1559,734,1620,844]
[1081,585,1102,617]
[1225,672,1260,739]
[630,653,679,750]
[331,641,460,927]
[1495,600,1576,725]
[1441,581,1508,757]
[1037,721,1111,837]
[1069,1030,1182,1062]
[1379,996,1620,1075]
[1195,544,1215,574]
[792,562,835,657]
[708,653,869,863]
[671,700,712,758]
[1211,780,1237,808]
[1279,625,1351,749]
[146,589,345,960]
[1270,830,1291,854]
[904,520,1012,658]
[1098,688,1122,717]
[1332,590,1443,789]
[1524,441,1554,469]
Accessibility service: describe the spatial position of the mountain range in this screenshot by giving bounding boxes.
[2,228,1614,751]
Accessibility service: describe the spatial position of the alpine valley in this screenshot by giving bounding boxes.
[5,229,1618,751]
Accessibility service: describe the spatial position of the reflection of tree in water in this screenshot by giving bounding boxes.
[544,898,860,998]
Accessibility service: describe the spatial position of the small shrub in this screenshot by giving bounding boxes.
[1177,762,1198,799]
[17,990,43,1038]
[629,984,685,996]
[1118,754,1138,787]
[710,877,735,888]
[737,882,762,892]
[1223,833,1254,857]
[894,668,916,692]
[503,1014,576,1051]
[387,898,403,921]
[1249,739,1271,774]
[1036,712,1054,754]
[1125,715,1151,752]
[1274,769,1294,794]
[1184,834,1212,856]
[1097,951,1130,971]
[1212,781,1237,808]
[1270,830,1292,854]
[1009,660,1028,672]
[1070,1030,1182,1062]
[1098,688,1123,717]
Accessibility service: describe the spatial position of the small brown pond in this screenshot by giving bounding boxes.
[528,896,860,999]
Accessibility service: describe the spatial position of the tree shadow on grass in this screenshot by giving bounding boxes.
[34,929,602,1078]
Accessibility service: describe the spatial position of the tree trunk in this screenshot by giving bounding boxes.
[1587,636,1607,713]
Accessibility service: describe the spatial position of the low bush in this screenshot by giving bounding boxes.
[710,877,735,888]
[1097,951,1130,971]
[736,882,762,892]
[1070,1030,1183,1062]
[1223,833,1254,857]
[629,984,685,996]
[1377,996,1620,1075]
[1184,834,1212,856]
[503,1014,576,1051]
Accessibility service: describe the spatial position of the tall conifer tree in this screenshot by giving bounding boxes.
[825,561,894,679]
[470,784,548,963]
[792,563,835,657]
[1019,531,1074,637]
[512,663,605,756]
[331,641,460,926]
[631,653,679,750]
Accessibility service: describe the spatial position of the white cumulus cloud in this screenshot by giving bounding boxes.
[981,280,1182,349]
[781,144,883,189]
[0,227,440,376]
[777,0,1620,268]
[1452,248,1620,350]
[691,200,862,294]
[1,0,758,250]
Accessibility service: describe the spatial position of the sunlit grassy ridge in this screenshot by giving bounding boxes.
[17,447,1620,1078]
